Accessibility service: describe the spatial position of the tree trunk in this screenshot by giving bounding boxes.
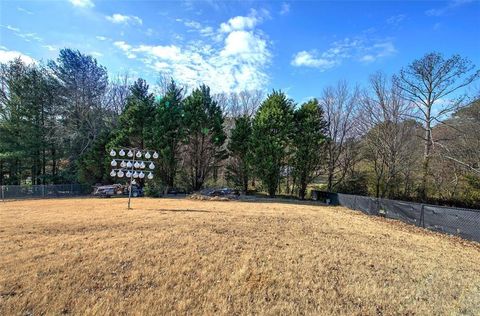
[375,177,380,198]
[327,166,334,191]
[51,146,57,181]
[242,173,248,195]
[420,115,432,200]
[299,182,307,200]
[268,186,276,197]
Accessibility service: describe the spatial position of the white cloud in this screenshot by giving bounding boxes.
[292,37,396,70]
[18,32,43,42]
[360,55,375,63]
[280,3,290,15]
[6,25,20,32]
[219,9,268,33]
[106,14,143,25]
[96,36,108,41]
[42,45,57,51]
[220,16,257,32]
[146,28,154,36]
[17,7,34,15]
[135,45,183,61]
[113,12,271,93]
[114,41,136,58]
[182,20,215,38]
[371,41,396,58]
[69,0,94,8]
[386,14,406,26]
[221,31,269,64]
[426,0,474,16]
[184,20,201,29]
[2,25,43,43]
[0,49,36,64]
[199,26,214,37]
[291,51,337,70]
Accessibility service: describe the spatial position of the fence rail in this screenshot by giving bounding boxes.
[312,191,480,243]
[1,184,91,200]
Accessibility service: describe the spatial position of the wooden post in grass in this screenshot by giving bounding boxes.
[127,149,136,210]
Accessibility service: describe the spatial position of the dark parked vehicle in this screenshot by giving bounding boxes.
[199,187,240,197]
[166,187,187,195]
[93,184,143,198]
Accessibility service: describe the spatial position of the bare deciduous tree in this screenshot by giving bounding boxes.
[394,52,480,199]
[359,72,416,198]
[320,80,360,191]
[103,72,131,116]
[215,90,264,118]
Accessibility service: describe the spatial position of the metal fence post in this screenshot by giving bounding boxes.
[420,204,425,228]
[1,185,4,201]
[42,184,45,197]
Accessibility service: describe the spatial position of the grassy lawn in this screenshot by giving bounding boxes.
[1,197,479,315]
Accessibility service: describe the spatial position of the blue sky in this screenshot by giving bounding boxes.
[1,0,479,101]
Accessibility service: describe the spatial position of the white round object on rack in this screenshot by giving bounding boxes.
[117,170,124,178]
[134,161,140,168]
[133,171,139,178]
[136,151,142,158]
[147,172,153,179]
[120,161,126,168]
[145,152,151,159]
[110,149,116,157]
[153,151,159,159]
[110,170,116,177]
[149,162,155,169]
[126,171,132,177]
[111,160,117,167]
[127,161,132,168]
[140,161,145,169]
[139,172,145,179]
[119,149,125,156]
[127,150,133,157]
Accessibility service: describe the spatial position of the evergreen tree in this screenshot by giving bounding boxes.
[226,116,253,194]
[182,85,226,190]
[151,80,184,187]
[109,78,155,149]
[48,48,109,180]
[0,59,60,184]
[291,99,327,199]
[252,90,294,196]
[77,131,112,185]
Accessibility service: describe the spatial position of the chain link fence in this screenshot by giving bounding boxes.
[312,191,480,243]
[1,184,92,200]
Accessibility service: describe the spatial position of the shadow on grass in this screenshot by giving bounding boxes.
[182,194,330,207]
[237,197,329,207]
[152,208,211,213]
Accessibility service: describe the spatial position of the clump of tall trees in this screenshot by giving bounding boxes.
[1,49,479,207]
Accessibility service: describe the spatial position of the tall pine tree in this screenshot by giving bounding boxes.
[226,116,253,194]
[150,80,184,187]
[182,85,226,190]
[252,90,294,196]
[291,99,327,199]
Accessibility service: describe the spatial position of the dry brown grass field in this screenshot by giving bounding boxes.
[1,197,479,315]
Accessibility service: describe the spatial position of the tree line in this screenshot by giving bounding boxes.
[1,49,479,207]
